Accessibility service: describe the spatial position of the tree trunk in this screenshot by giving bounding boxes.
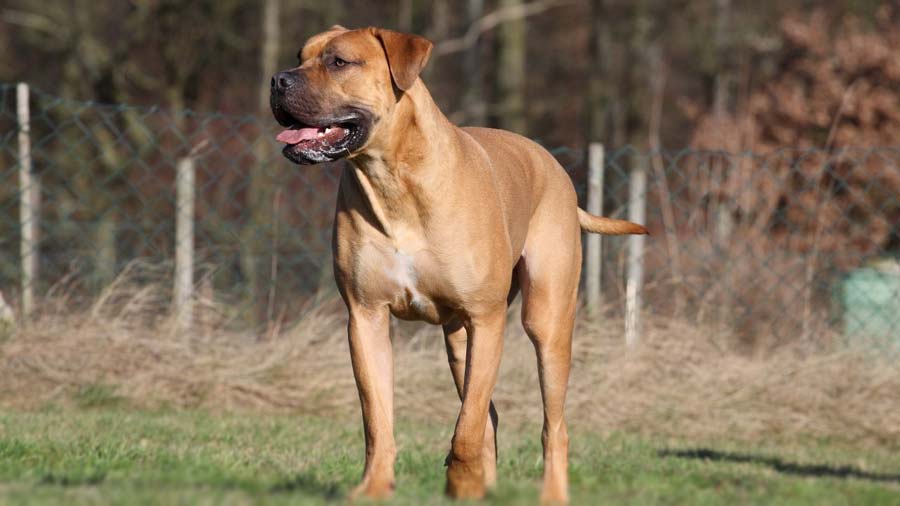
[423,0,448,83]
[397,0,414,32]
[587,0,609,143]
[259,0,281,113]
[429,0,449,44]
[463,0,485,125]
[242,0,282,326]
[496,0,527,134]
[322,0,341,27]
[629,0,652,147]
[713,0,733,119]
[713,0,734,244]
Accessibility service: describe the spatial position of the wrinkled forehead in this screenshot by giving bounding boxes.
[299,28,383,63]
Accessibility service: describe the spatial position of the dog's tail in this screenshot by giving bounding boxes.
[577,208,649,235]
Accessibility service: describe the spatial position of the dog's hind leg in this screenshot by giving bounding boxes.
[443,319,499,489]
[444,306,506,499]
[519,207,580,505]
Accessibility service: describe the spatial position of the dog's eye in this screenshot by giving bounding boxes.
[331,57,348,68]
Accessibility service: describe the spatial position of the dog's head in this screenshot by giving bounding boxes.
[270,26,433,165]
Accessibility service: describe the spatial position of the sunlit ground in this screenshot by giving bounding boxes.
[1,408,899,505]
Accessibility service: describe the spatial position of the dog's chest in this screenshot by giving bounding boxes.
[353,242,447,324]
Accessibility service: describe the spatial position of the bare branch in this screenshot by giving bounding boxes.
[432,0,574,58]
[1,8,67,40]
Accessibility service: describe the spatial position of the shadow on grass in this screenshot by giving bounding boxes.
[39,472,107,486]
[659,448,900,484]
[37,470,343,499]
[269,473,342,500]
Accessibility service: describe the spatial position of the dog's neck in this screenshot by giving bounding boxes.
[348,80,459,240]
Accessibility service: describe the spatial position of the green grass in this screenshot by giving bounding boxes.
[0,408,898,505]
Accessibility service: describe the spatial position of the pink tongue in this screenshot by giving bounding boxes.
[276,127,321,144]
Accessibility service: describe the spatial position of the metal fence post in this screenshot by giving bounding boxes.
[17,82,38,318]
[175,156,195,331]
[586,143,605,315]
[625,155,647,348]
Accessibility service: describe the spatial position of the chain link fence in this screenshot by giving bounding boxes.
[2,83,899,348]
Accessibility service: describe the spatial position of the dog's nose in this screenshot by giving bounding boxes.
[272,71,299,92]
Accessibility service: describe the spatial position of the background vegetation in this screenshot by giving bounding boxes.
[2,1,898,149]
[2,2,900,503]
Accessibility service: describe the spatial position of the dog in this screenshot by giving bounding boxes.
[270,25,647,504]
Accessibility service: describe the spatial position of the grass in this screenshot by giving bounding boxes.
[2,271,900,503]
[0,408,898,505]
[5,288,900,448]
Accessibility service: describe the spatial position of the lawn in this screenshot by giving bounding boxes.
[0,408,898,505]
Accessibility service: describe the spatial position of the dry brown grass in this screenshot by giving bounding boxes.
[1,264,898,449]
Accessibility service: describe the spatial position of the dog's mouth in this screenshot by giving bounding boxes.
[273,111,370,165]
[276,123,352,147]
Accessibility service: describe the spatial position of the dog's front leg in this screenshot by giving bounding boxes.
[445,307,506,500]
[347,306,396,500]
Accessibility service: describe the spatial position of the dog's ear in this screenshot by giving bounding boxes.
[329,24,348,32]
[373,28,433,91]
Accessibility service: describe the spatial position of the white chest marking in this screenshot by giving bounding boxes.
[388,250,418,289]
[388,250,433,313]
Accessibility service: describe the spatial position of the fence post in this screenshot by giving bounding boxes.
[0,290,14,329]
[625,155,647,348]
[17,83,38,319]
[174,156,195,331]
[586,143,605,316]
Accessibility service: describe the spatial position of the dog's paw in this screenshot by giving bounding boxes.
[349,477,395,501]
[445,458,486,499]
[539,474,569,505]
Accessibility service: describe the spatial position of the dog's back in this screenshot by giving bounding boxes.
[461,126,648,236]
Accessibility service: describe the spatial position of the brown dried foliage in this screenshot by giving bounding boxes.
[688,7,900,267]
[654,8,900,345]
[693,7,900,150]
[1,269,898,447]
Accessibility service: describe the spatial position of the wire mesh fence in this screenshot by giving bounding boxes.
[2,83,899,348]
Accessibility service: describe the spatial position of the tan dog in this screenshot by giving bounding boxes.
[270,26,647,503]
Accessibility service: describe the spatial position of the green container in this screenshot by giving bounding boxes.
[842,267,900,345]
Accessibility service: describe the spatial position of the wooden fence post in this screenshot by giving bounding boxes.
[17,83,38,319]
[625,155,647,347]
[586,143,605,315]
[175,156,195,331]
[0,290,14,329]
